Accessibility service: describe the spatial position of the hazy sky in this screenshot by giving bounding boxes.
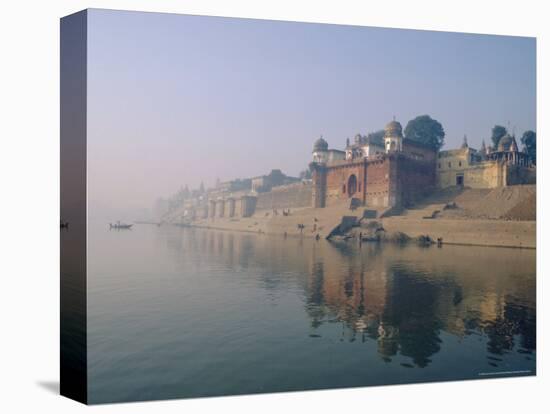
[86,9,536,211]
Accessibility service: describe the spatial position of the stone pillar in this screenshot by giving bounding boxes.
[387,155,400,208]
[227,198,236,217]
[234,198,242,217]
[361,160,367,206]
[311,163,327,208]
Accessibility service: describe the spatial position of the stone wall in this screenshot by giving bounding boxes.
[323,160,366,206]
[402,139,437,162]
[198,205,209,219]
[311,166,327,208]
[314,153,436,210]
[200,195,258,219]
[438,160,503,189]
[255,182,313,210]
[437,160,536,189]
[240,195,257,217]
[365,158,392,207]
[396,155,436,207]
[507,164,536,186]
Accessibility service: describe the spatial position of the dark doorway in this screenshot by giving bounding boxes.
[456,174,464,186]
[347,174,357,197]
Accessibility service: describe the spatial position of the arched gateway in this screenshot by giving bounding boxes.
[347,174,357,197]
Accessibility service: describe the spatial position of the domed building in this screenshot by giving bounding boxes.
[313,136,328,152]
[384,119,403,135]
[497,134,513,151]
[384,120,403,152]
[311,135,345,164]
[437,132,534,189]
[310,119,438,209]
[489,134,529,166]
[345,133,385,160]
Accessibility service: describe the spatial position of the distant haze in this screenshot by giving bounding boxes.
[86,9,536,215]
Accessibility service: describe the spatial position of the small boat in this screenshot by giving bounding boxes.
[109,221,133,230]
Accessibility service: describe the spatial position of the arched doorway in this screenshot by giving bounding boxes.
[347,174,357,197]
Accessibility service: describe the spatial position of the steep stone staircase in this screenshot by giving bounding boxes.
[264,200,381,238]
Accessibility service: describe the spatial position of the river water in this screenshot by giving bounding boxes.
[87,223,536,403]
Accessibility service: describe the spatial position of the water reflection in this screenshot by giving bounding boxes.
[88,224,536,403]
[157,228,535,369]
[304,240,535,368]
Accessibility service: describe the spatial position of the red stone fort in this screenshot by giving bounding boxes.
[310,119,437,210]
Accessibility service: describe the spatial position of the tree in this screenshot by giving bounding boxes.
[521,130,536,164]
[491,125,507,148]
[367,129,385,144]
[404,115,445,150]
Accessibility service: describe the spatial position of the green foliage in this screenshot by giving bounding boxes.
[404,115,445,150]
[521,130,536,164]
[366,129,385,146]
[491,125,507,148]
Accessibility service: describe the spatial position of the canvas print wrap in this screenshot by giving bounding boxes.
[60,9,536,404]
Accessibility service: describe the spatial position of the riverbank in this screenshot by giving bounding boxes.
[364,217,535,249]
[183,203,535,249]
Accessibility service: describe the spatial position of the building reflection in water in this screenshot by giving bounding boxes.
[162,227,536,370]
[305,240,535,368]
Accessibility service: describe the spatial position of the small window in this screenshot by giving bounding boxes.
[358,183,362,192]
[448,162,452,168]
[438,163,441,169]
[458,161,462,167]
[342,184,346,194]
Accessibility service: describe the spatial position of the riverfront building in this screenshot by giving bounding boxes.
[437,134,535,189]
[310,119,437,209]
[161,120,536,223]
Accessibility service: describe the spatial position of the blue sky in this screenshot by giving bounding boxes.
[86,9,535,209]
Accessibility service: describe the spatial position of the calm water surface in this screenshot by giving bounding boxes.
[87,223,536,403]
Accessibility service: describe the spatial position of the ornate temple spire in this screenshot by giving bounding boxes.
[510,137,519,152]
[461,134,469,149]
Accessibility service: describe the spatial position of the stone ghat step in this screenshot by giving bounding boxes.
[397,204,448,219]
[264,201,376,238]
[394,185,536,221]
